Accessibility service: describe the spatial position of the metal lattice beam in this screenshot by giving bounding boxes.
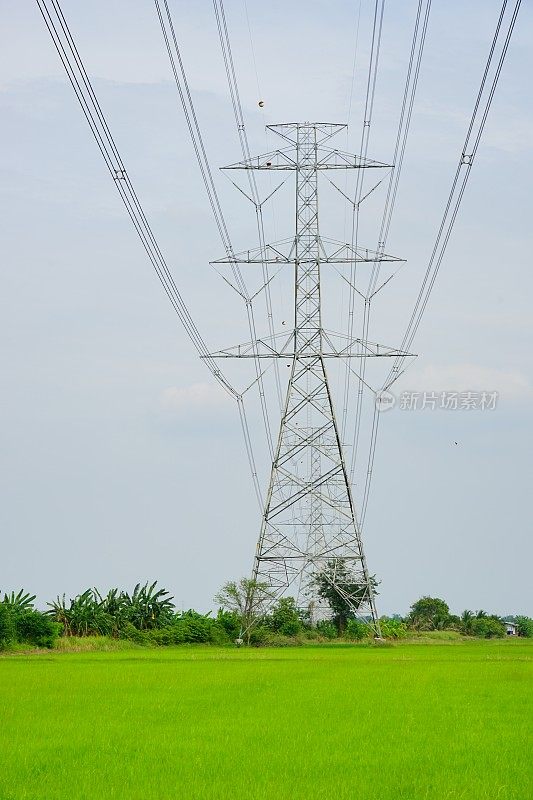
[223,123,393,633]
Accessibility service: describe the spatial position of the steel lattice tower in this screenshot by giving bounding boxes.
[212,123,406,633]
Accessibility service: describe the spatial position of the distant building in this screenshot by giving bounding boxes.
[505,621,518,636]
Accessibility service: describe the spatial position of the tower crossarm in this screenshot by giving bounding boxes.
[223,147,390,171]
[223,122,391,171]
[211,236,404,265]
[202,331,414,360]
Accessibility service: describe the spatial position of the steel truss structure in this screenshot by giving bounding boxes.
[216,123,409,634]
[35,0,521,640]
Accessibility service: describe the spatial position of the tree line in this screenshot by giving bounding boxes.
[1,579,531,651]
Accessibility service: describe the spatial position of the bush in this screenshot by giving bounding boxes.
[514,616,533,638]
[120,622,151,645]
[216,609,241,641]
[16,610,60,648]
[0,605,16,650]
[248,624,271,646]
[116,613,231,647]
[345,619,368,641]
[172,612,218,643]
[1,602,60,650]
[148,628,176,646]
[268,597,302,637]
[300,626,322,641]
[379,617,408,639]
[208,623,230,645]
[408,597,452,631]
[258,631,304,647]
[469,616,505,639]
[316,620,337,640]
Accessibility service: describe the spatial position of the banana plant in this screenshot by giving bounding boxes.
[122,581,174,630]
[47,582,174,635]
[1,590,36,612]
[47,590,112,636]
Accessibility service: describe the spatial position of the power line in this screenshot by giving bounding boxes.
[340,0,386,444]
[212,0,284,411]
[154,0,276,465]
[368,0,432,297]
[348,0,432,488]
[385,0,520,390]
[346,0,364,133]
[359,0,522,529]
[153,0,246,296]
[243,0,262,101]
[36,0,522,582]
[36,0,235,396]
[35,0,266,509]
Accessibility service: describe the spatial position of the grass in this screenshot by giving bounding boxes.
[1,640,531,799]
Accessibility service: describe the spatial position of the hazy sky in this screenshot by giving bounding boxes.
[1,0,531,617]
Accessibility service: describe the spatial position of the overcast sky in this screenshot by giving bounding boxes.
[1,0,531,616]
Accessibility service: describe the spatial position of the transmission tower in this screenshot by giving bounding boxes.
[211,123,408,634]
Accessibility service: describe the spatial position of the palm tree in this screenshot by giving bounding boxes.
[460,609,474,634]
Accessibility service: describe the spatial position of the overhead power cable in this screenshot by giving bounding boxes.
[35,0,236,395]
[346,0,364,133]
[35,0,265,506]
[384,0,521,391]
[359,0,522,528]
[154,0,275,462]
[348,0,431,487]
[213,0,309,552]
[212,0,284,410]
[153,0,246,297]
[368,0,432,297]
[340,0,386,444]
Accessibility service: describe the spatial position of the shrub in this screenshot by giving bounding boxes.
[248,624,271,646]
[148,628,176,646]
[379,617,408,639]
[316,620,337,640]
[216,609,241,641]
[469,616,505,639]
[15,610,60,649]
[514,616,533,638]
[300,626,322,641]
[1,596,60,650]
[345,619,368,641]
[268,597,302,637]
[258,631,303,647]
[0,605,16,650]
[408,597,451,631]
[116,613,231,647]
[120,622,151,646]
[208,623,230,645]
[173,612,215,643]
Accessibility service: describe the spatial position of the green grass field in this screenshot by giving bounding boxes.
[1,640,531,799]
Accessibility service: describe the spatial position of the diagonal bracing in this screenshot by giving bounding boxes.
[219,123,408,634]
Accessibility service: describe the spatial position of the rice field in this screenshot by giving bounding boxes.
[1,639,531,799]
